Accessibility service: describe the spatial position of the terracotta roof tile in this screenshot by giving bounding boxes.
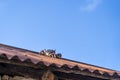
[0,43,120,78]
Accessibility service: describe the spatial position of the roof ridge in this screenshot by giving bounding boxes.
[0,43,38,53]
[0,43,119,73]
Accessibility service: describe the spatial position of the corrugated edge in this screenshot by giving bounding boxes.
[0,53,119,78]
[0,43,120,78]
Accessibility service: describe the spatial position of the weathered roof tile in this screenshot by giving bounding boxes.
[0,43,119,78]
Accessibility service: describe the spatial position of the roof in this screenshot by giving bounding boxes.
[0,43,120,78]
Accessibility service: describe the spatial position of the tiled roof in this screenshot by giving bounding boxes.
[0,43,120,78]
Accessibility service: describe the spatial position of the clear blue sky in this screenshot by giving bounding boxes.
[0,0,120,71]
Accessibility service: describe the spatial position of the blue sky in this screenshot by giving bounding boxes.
[0,0,120,70]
